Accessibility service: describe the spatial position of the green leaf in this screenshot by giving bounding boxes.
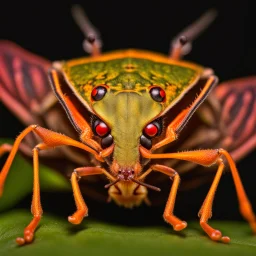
[0,138,70,212]
[1,140,256,255]
[0,210,256,256]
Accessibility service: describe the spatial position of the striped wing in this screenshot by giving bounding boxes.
[213,76,256,160]
[0,40,53,126]
[0,41,94,166]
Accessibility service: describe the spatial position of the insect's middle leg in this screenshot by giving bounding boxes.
[68,166,114,225]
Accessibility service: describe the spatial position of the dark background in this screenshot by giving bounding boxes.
[0,0,255,226]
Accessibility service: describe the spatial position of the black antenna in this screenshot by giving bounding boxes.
[71,5,102,56]
[104,178,120,189]
[170,9,218,59]
[130,177,161,192]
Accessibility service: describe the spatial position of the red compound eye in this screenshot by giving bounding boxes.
[95,121,110,137]
[149,87,166,102]
[144,123,158,137]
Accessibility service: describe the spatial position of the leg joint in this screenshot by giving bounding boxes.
[72,170,81,181]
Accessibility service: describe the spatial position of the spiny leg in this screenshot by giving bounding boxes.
[68,166,114,225]
[0,125,114,245]
[140,147,256,242]
[16,144,43,245]
[0,124,106,194]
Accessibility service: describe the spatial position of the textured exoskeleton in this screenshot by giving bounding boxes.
[0,7,255,245]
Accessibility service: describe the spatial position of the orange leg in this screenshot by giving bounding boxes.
[0,124,110,194]
[140,147,256,242]
[198,159,230,243]
[68,166,114,225]
[16,144,43,245]
[0,125,114,245]
[149,165,187,231]
[152,75,218,151]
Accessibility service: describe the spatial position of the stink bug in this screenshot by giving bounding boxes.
[0,5,256,245]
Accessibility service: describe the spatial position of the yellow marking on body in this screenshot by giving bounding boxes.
[66,49,203,73]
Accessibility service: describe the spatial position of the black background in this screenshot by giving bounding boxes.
[0,0,255,226]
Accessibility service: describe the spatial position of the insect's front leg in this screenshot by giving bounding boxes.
[68,166,115,225]
[140,165,187,231]
[140,147,256,243]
